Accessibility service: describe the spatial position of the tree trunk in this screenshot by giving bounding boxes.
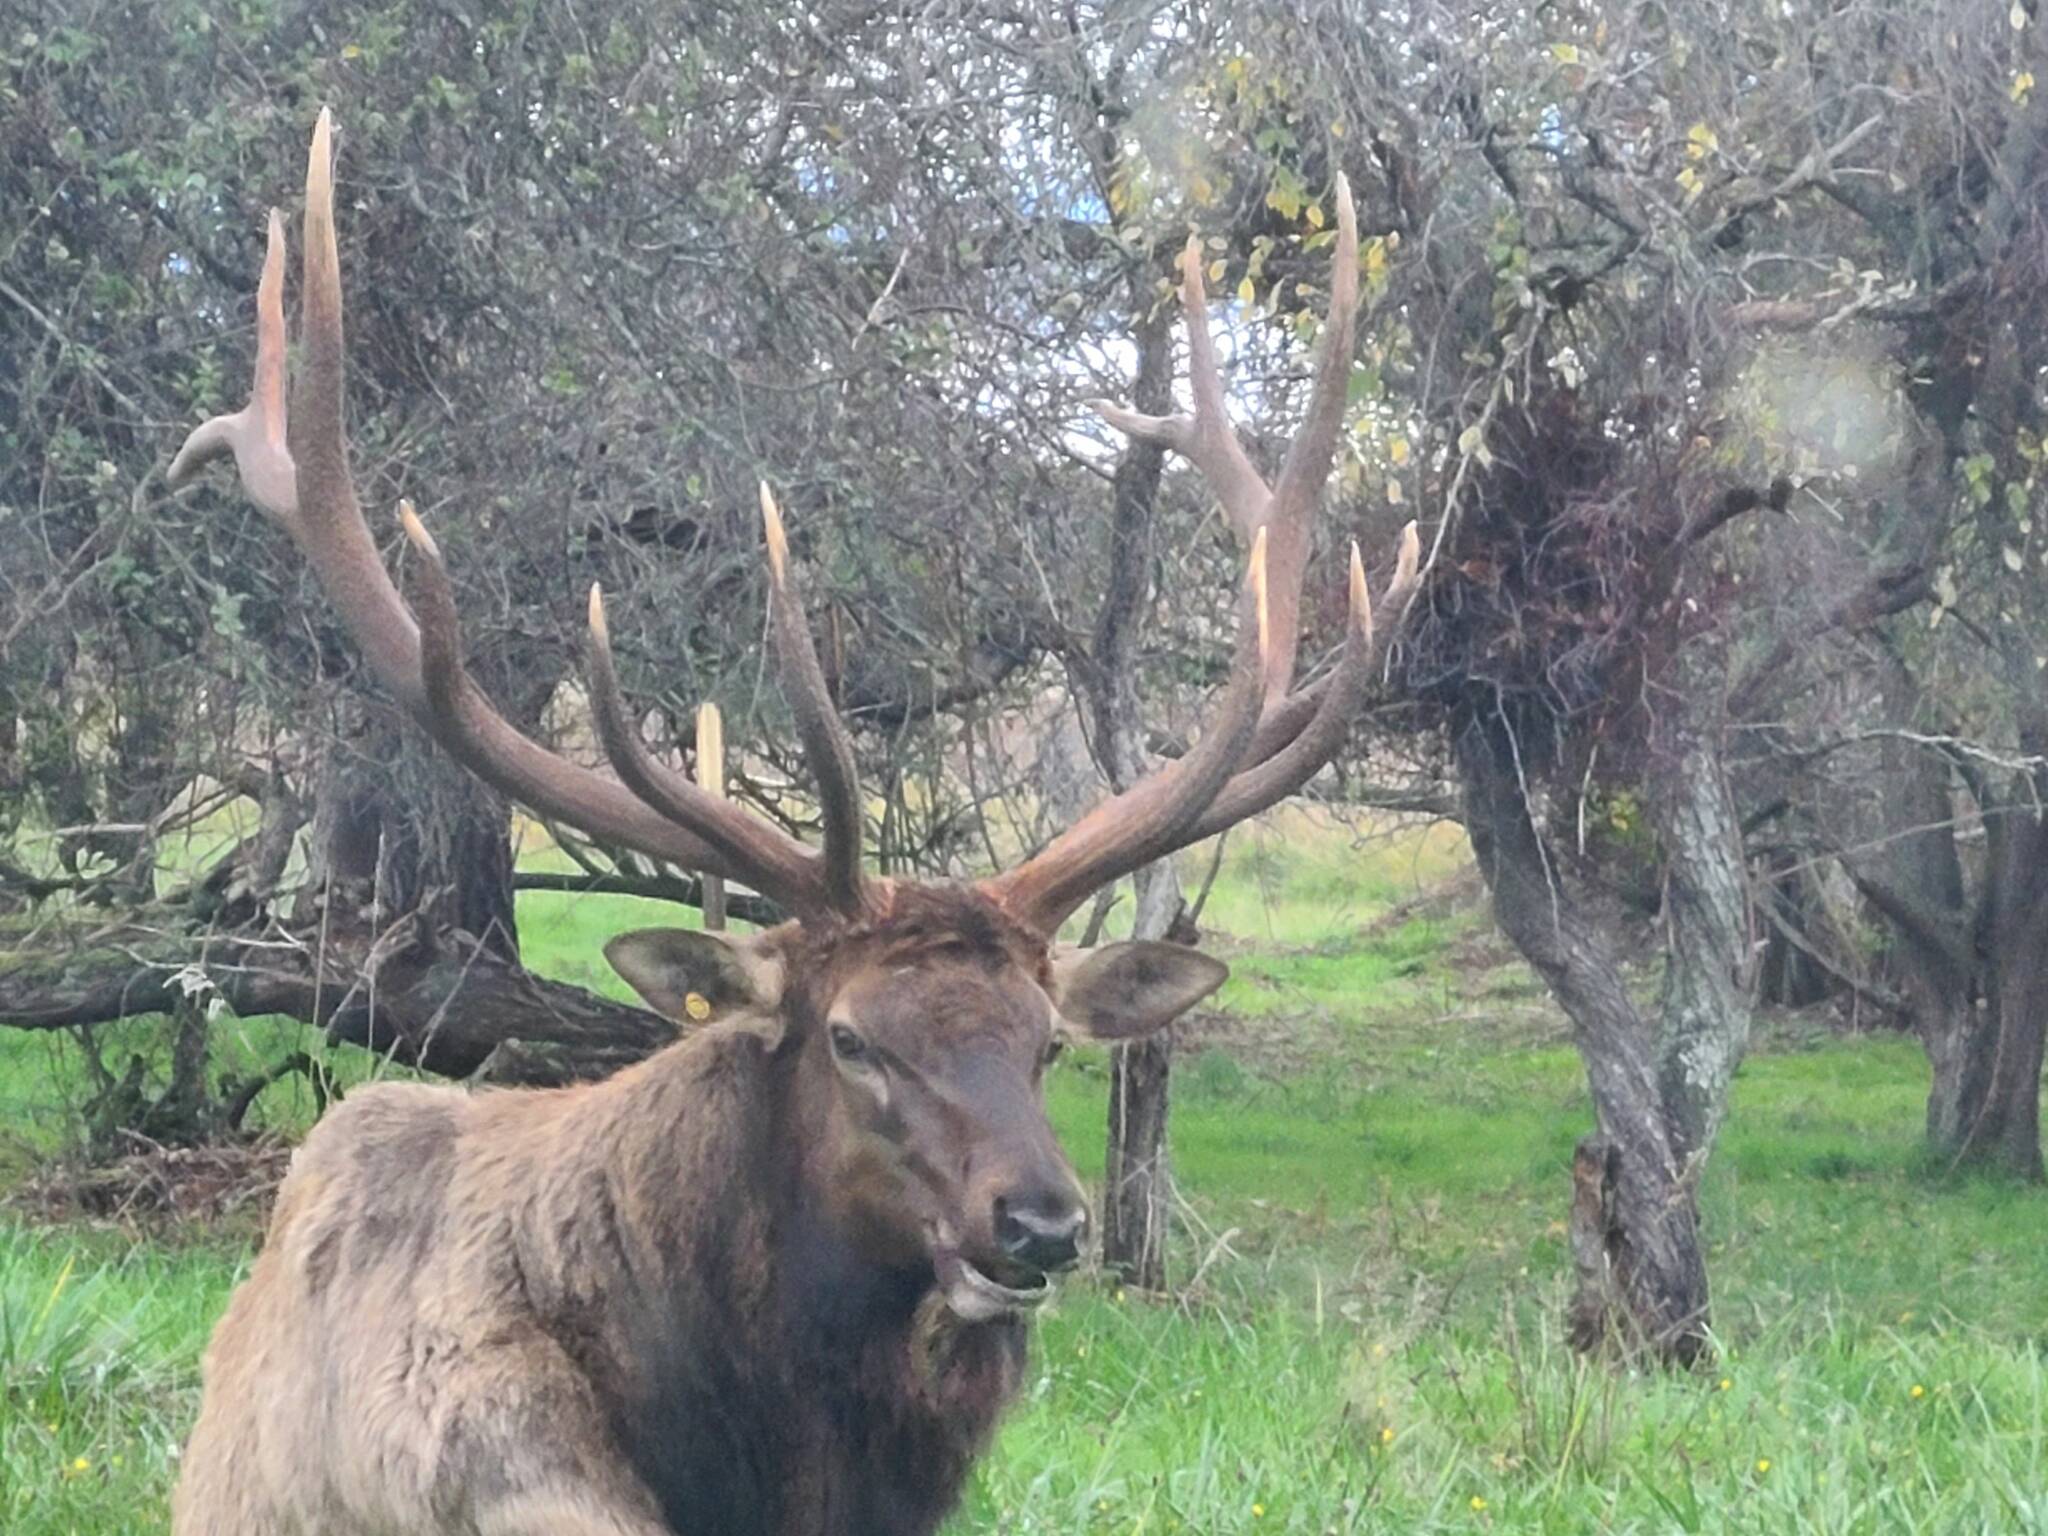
[1101,859,1183,1290]
[1651,716,1756,1163]
[1878,903,2039,1177]
[1921,991,1996,1153]
[1972,946,2047,1179]
[1951,808,2048,1178]
[1074,301,1181,1286]
[303,721,521,965]
[1854,711,2047,1178]
[1455,697,1751,1365]
[1565,1133,1709,1359]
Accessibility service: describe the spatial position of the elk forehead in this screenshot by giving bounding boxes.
[828,953,1054,1056]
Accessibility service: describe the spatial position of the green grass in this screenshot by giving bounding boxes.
[4,815,2046,1533]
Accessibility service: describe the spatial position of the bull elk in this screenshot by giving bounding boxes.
[165,112,1419,1536]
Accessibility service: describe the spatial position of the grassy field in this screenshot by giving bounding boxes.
[3,811,2045,1534]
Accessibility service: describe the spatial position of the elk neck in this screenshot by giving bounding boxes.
[517,1008,1024,1536]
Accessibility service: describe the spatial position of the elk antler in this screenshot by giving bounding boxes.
[985,174,1421,935]
[170,111,1413,944]
[168,110,875,922]
[759,486,868,915]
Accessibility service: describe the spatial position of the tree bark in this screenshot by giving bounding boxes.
[1652,715,1756,1164]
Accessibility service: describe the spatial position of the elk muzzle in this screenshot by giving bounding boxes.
[993,1188,1088,1274]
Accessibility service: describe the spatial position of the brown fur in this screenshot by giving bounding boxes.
[172,889,1216,1536]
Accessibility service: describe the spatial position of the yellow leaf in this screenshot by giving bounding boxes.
[1386,477,1405,505]
[1686,122,1719,160]
[1458,423,1493,466]
[1364,238,1389,278]
[2013,69,2036,102]
[1207,259,1227,283]
[1677,164,1702,196]
[341,42,362,59]
[1190,173,1215,206]
[1389,436,1411,465]
[2014,1,2030,28]
[1306,202,1325,229]
[1330,119,1346,138]
[1237,275,1256,304]
[1551,42,1580,63]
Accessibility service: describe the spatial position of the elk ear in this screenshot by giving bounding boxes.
[604,928,785,1029]
[1049,941,1228,1041]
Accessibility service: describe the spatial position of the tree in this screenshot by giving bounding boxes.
[1688,1,2048,1178]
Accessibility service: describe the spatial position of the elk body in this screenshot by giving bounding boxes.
[166,112,1417,1536]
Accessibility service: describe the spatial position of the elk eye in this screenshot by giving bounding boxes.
[828,1024,868,1062]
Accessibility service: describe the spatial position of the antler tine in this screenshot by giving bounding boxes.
[984,530,1273,934]
[1259,173,1360,700]
[759,485,871,919]
[1183,522,1420,842]
[1087,235,1273,554]
[582,584,824,914]
[167,208,296,519]
[168,109,835,893]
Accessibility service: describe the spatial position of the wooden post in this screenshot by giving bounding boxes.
[696,702,727,932]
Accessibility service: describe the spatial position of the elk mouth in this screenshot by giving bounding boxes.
[932,1247,1052,1323]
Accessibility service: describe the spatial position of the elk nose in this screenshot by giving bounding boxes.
[994,1191,1088,1274]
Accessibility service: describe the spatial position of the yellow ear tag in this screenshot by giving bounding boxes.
[683,992,713,1022]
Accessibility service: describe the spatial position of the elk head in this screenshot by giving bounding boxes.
[168,111,1421,1318]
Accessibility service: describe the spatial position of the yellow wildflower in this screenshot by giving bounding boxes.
[1756,1458,1772,1474]
[1470,1494,1488,1511]
[1910,1383,1926,1399]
